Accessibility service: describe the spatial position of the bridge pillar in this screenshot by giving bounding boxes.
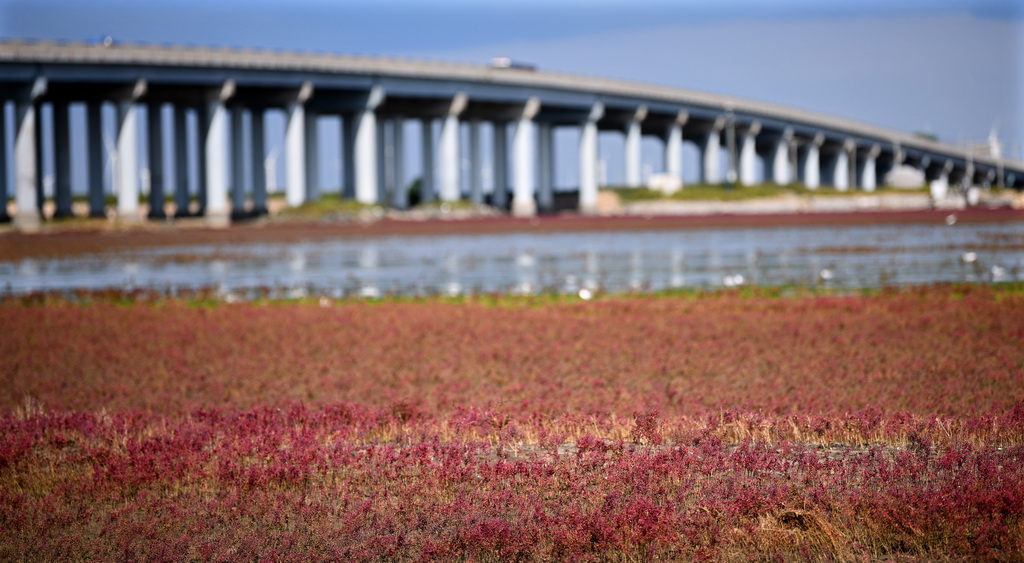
[420,118,435,203]
[771,128,793,185]
[537,121,554,212]
[285,81,313,207]
[439,93,467,202]
[467,119,483,206]
[699,128,722,185]
[230,106,246,217]
[578,102,603,215]
[492,121,509,209]
[738,121,760,186]
[665,122,683,181]
[250,108,268,216]
[929,160,953,199]
[624,105,647,186]
[53,101,74,218]
[353,93,381,205]
[13,95,42,232]
[0,103,6,222]
[390,117,406,209]
[376,118,387,203]
[85,102,107,217]
[830,141,853,191]
[341,114,356,199]
[147,103,166,219]
[857,144,880,192]
[304,109,319,203]
[512,97,540,217]
[203,80,234,227]
[172,105,191,217]
[799,133,823,189]
[115,90,144,224]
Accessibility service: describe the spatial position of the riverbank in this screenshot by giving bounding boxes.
[2,191,1023,262]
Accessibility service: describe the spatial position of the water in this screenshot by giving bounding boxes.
[3,221,1023,298]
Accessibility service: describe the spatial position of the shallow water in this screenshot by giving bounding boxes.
[4,221,1024,298]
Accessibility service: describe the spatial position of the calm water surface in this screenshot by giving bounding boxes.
[4,221,1024,298]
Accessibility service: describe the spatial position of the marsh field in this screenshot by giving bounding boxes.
[2,282,1024,561]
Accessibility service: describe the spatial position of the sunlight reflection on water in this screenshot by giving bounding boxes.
[4,222,1024,298]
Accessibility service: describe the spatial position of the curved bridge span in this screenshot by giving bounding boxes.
[1,39,1020,230]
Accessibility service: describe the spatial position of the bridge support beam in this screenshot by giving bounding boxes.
[86,102,106,217]
[439,93,467,202]
[14,96,42,232]
[624,106,646,186]
[304,109,319,203]
[537,121,554,212]
[738,122,759,186]
[285,81,313,207]
[492,121,508,209]
[858,144,880,192]
[665,122,683,181]
[799,134,823,189]
[700,128,722,185]
[771,129,793,185]
[0,103,6,222]
[115,99,142,224]
[203,83,232,227]
[147,103,166,219]
[53,101,73,218]
[512,97,540,217]
[230,106,246,217]
[420,118,435,203]
[172,105,191,217]
[578,102,603,215]
[250,108,268,216]
[467,119,482,206]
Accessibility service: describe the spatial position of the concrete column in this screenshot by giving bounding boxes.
[53,101,73,218]
[439,92,467,202]
[172,105,190,216]
[492,121,508,209]
[195,106,208,214]
[833,145,851,191]
[354,107,378,205]
[342,115,356,199]
[858,145,880,192]
[86,102,106,217]
[537,120,554,212]
[230,106,246,216]
[665,120,683,180]
[772,130,793,185]
[512,97,540,217]
[467,119,483,205]
[285,103,306,207]
[147,103,166,218]
[392,116,406,209]
[623,106,647,186]
[250,108,267,215]
[930,165,950,199]
[304,109,319,202]
[578,103,603,214]
[115,100,141,223]
[801,134,823,189]
[738,122,760,186]
[352,84,383,206]
[701,129,722,185]
[14,99,41,232]
[376,117,387,203]
[420,118,435,203]
[0,103,6,221]
[203,96,230,226]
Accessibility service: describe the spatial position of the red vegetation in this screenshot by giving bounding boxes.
[2,285,1024,559]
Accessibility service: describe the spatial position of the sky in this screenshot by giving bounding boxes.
[1,0,1022,190]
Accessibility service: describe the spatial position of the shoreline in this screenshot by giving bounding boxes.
[1,197,1022,262]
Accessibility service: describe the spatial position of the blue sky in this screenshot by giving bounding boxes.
[2,0,1022,167]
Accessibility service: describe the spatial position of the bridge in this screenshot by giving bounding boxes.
[1,39,1021,232]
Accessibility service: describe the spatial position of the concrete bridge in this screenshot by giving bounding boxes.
[1,39,1021,232]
